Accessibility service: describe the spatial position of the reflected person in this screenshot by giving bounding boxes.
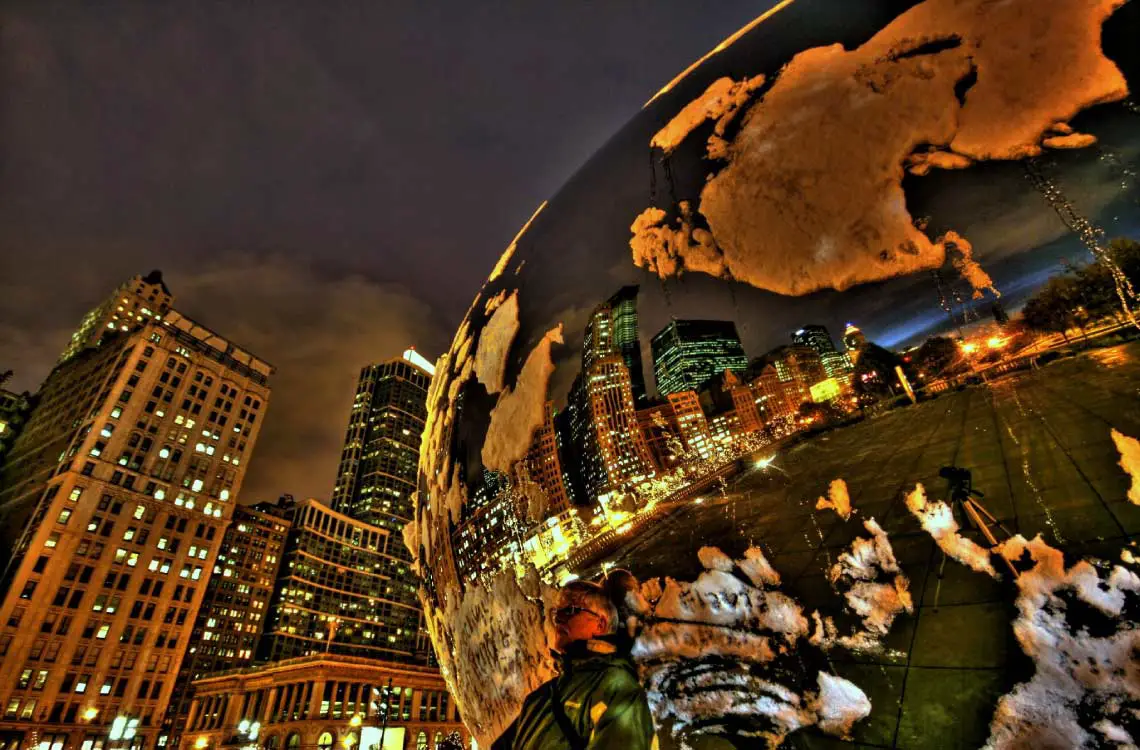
[491,579,658,750]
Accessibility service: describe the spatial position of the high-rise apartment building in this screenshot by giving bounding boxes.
[0,273,272,750]
[164,499,293,745]
[563,374,603,506]
[651,320,748,397]
[330,352,433,533]
[259,499,429,665]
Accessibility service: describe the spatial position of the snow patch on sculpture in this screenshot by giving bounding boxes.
[826,519,914,645]
[1111,429,1140,505]
[482,324,564,473]
[906,483,999,578]
[815,478,852,520]
[906,148,973,176]
[938,230,999,298]
[812,672,873,737]
[983,534,1140,749]
[631,0,1125,297]
[475,290,519,395]
[1043,132,1098,150]
[425,568,556,746]
[631,545,883,747]
[630,203,723,280]
[650,74,766,155]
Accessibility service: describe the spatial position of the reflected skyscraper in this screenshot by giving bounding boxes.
[606,286,649,407]
[792,325,837,356]
[651,319,748,397]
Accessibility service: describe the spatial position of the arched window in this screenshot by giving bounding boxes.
[433,733,443,749]
[317,732,334,750]
[286,734,301,750]
[415,732,427,750]
[263,736,279,750]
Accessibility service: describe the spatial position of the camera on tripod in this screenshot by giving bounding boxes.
[936,464,1017,577]
[939,465,981,501]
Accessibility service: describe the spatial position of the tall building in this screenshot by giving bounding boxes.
[651,320,748,397]
[665,392,714,459]
[0,388,32,465]
[163,499,294,744]
[792,326,837,357]
[563,374,603,505]
[750,365,802,425]
[585,356,655,491]
[605,286,648,407]
[768,346,827,391]
[843,323,867,353]
[724,371,763,436]
[330,352,434,532]
[0,273,272,750]
[58,272,174,366]
[259,499,429,665]
[636,402,682,472]
[517,402,570,518]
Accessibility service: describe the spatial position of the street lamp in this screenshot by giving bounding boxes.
[82,707,99,722]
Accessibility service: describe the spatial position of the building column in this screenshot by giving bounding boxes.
[184,698,202,733]
[260,688,279,725]
[307,679,325,722]
[221,691,242,731]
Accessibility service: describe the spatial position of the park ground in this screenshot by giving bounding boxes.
[594,341,1140,749]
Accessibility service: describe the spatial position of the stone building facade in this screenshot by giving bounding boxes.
[184,656,467,750]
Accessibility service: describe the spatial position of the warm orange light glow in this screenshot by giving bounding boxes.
[645,0,798,106]
[82,707,99,722]
[195,738,209,750]
[960,342,978,354]
[987,337,1006,349]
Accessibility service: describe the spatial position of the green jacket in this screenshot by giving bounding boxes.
[492,640,658,750]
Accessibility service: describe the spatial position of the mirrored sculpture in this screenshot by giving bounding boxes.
[409,1,1140,746]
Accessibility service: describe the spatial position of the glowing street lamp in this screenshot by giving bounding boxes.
[82,707,99,722]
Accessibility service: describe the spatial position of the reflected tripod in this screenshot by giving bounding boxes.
[932,466,1017,606]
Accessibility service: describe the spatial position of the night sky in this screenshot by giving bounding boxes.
[0,1,770,502]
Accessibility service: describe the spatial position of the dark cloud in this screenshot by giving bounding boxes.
[0,255,446,502]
